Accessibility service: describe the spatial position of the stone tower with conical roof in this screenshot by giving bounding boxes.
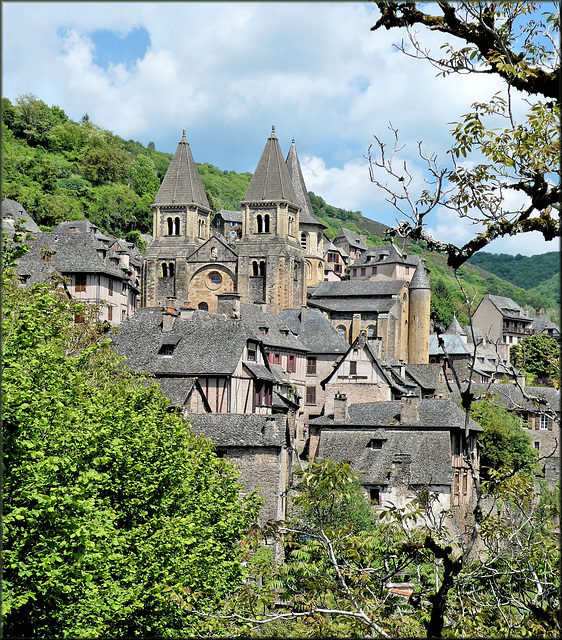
[141,131,237,309]
[236,126,307,313]
[285,139,327,288]
[407,260,431,364]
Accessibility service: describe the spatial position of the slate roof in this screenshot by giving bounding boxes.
[334,228,368,251]
[487,295,532,321]
[2,197,41,234]
[215,209,243,222]
[278,308,349,354]
[239,303,308,352]
[404,363,443,391]
[309,398,482,431]
[429,334,471,357]
[285,140,326,228]
[445,315,466,335]
[310,280,404,298]
[241,126,299,206]
[112,310,250,376]
[323,240,349,258]
[15,231,137,286]
[353,243,419,268]
[243,362,278,382]
[409,263,431,290]
[189,414,288,448]
[318,428,452,486]
[156,377,197,407]
[152,131,211,211]
[530,311,560,335]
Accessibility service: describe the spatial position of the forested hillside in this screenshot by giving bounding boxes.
[2,94,559,325]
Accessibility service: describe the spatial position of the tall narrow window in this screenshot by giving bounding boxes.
[301,232,307,250]
[252,261,259,276]
[306,386,316,405]
[259,261,266,276]
[307,356,317,375]
[75,273,86,292]
[288,217,293,236]
[108,278,113,296]
[349,361,357,376]
[256,215,263,233]
[264,214,270,233]
[175,217,181,235]
[162,263,168,277]
[168,263,174,277]
[108,306,113,321]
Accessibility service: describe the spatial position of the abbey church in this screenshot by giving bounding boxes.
[141,126,430,364]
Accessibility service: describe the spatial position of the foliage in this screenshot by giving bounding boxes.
[470,398,537,477]
[510,333,560,381]
[2,267,261,637]
[370,2,560,269]
[197,162,252,211]
[175,457,559,638]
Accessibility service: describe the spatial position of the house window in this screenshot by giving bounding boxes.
[108,306,113,321]
[122,309,126,321]
[306,386,316,405]
[367,439,383,450]
[368,487,381,505]
[159,344,175,357]
[108,278,113,296]
[372,266,377,276]
[336,325,347,340]
[540,414,551,430]
[247,344,257,361]
[352,269,357,277]
[520,412,529,428]
[254,381,272,408]
[405,267,410,275]
[122,281,127,294]
[307,356,317,375]
[287,355,296,373]
[349,361,357,376]
[75,274,86,292]
[360,267,366,276]
[74,312,86,324]
[534,442,540,451]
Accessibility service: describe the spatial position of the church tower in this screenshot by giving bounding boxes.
[407,261,431,364]
[285,139,327,288]
[237,126,307,313]
[141,131,214,307]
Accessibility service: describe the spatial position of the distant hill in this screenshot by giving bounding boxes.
[467,251,560,290]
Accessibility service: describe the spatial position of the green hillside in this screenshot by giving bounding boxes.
[2,93,558,326]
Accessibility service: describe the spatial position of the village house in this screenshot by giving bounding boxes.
[471,293,534,362]
[529,310,561,344]
[349,242,421,282]
[323,240,348,280]
[309,394,482,514]
[211,209,243,240]
[332,227,368,264]
[14,219,141,325]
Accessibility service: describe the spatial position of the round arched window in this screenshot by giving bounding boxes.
[198,302,209,311]
[207,271,223,291]
[336,325,347,339]
[211,274,221,285]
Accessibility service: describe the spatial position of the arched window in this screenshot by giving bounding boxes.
[198,302,209,311]
[167,218,173,235]
[198,219,205,238]
[168,263,174,277]
[162,263,168,277]
[301,232,307,250]
[264,214,270,233]
[367,325,376,338]
[288,217,293,236]
[252,261,259,276]
[175,217,181,235]
[336,325,347,340]
[259,261,266,276]
[256,215,263,233]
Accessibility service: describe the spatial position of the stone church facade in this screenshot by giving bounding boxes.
[141,127,326,314]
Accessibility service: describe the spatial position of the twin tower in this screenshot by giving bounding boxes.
[141,126,326,314]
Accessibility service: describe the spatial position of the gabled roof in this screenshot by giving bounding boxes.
[156,377,211,412]
[404,363,443,391]
[241,126,299,206]
[310,280,405,299]
[2,197,41,234]
[152,130,211,211]
[285,140,327,228]
[487,294,532,321]
[189,414,288,448]
[458,383,560,416]
[186,232,238,262]
[323,240,349,258]
[239,303,308,352]
[278,308,349,354]
[215,209,243,222]
[318,428,452,486]
[530,311,560,334]
[353,243,419,268]
[334,228,368,251]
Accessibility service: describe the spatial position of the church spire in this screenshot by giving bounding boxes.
[286,139,326,228]
[241,126,298,206]
[153,131,211,211]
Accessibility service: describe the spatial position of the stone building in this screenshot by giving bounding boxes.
[15,220,141,325]
[349,242,420,282]
[332,227,367,264]
[142,127,325,315]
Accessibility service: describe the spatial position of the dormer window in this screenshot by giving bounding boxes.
[159,344,175,357]
[367,439,383,450]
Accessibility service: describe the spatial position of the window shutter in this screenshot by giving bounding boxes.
[548,417,553,431]
[535,416,540,430]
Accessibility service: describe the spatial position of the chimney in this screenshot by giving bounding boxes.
[400,394,420,424]
[180,300,195,319]
[217,292,241,319]
[351,313,362,344]
[334,392,348,421]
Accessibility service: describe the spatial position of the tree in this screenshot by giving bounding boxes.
[510,333,560,381]
[173,458,559,638]
[13,93,54,147]
[2,264,261,637]
[128,153,160,198]
[470,398,537,477]
[79,144,130,185]
[369,2,560,269]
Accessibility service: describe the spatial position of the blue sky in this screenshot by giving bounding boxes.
[2,1,558,256]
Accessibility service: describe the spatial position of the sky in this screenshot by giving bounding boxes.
[2,1,558,256]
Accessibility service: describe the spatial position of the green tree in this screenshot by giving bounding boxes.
[370,2,559,268]
[128,153,160,198]
[470,398,537,477]
[2,268,261,637]
[511,333,560,381]
[13,93,54,147]
[80,144,130,185]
